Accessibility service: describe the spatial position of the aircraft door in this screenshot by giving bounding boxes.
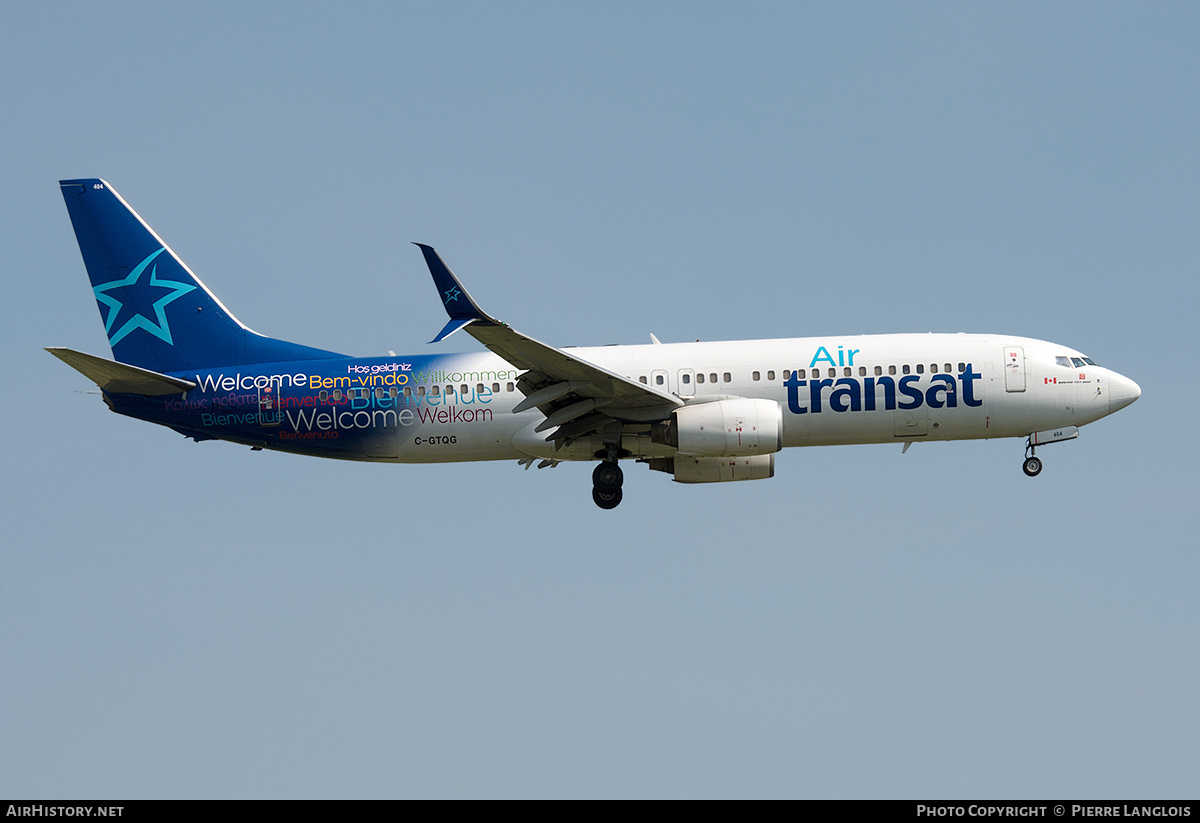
[651,369,669,394]
[1004,346,1026,392]
[678,369,695,397]
[258,384,282,426]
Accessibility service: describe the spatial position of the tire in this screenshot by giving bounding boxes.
[592,461,623,491]
[1023,456,1043,477]
[592,486,623,509]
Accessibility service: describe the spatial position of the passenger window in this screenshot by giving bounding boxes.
[781,370,789,381]
[683,373,692,384]
[874,366,882,376]
[333,390,343,401]
[403,387,412,397]
[958,363,966,373]
[319,390,328,401]
[431,386,440,396]
[902,365,910,375]
[639,375,648,384]
[476,383,484,393]
[916,364,924,374]
[461,384,469,394]
[767,370,775,380]
[844,367,852,377]
[888,365,896,375]
[723,372,731,383]
[492,382,500,392]
[710,373,718,383]
[930,365,938,374]
[944,364,951,373]
[797,369,805,379]
[656,374,664,385]
[376,387,387,399]
[417,386,426,397]
[507,382,515,392]
[696,373,705,384]
[752,371,760,381]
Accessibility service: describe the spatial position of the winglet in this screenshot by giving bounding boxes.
[431,317,477,344]
[415,243,497,342]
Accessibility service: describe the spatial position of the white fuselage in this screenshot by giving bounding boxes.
[363,332,1138,464]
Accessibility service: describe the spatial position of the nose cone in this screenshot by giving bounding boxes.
[1108,371,1141,414]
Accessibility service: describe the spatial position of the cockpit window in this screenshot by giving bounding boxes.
[1071,357,1086,368]
[1055,356,1072,368]
[1082,357,1098,366]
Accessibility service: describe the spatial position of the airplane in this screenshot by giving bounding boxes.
[50,178,1141,509]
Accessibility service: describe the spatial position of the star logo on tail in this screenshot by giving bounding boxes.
[93,248,197,346]
[443,286,462,304]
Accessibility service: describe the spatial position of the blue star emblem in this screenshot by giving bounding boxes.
[443,286,462,304]
[93,248,197,346]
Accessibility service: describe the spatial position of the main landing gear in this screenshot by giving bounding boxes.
[592,459,624,509]
[1023,437,1043,477]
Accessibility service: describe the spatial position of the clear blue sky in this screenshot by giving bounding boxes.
[2,1,1196,798]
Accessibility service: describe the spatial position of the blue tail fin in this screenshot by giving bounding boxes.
[59,179,345,373]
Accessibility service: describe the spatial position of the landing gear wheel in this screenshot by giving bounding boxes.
[1023,456,1043,477]
[592,461,623,491]
[592,486,623,509]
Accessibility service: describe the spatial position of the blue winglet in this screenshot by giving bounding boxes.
[415,243,495,342]
[431,317,476,344]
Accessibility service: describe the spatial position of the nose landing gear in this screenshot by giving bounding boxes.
[592,459,624,509]
[1023,438,1043,477]
[1021,426,1079,477]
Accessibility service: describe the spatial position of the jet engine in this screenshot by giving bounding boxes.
[650,398,782,457]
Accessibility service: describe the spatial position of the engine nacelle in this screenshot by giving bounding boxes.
[645,454,776,483]
[651,398,783,457]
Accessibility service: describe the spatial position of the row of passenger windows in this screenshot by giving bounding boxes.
[318,382,517,402]
[311,355,1095,403]
[637,363,973,387]
[317,360,984,401]
[639,372,737,386]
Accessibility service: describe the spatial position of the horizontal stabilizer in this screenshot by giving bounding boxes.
[47,347,196,395]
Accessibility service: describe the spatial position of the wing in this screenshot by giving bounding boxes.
[415,244,682,449]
